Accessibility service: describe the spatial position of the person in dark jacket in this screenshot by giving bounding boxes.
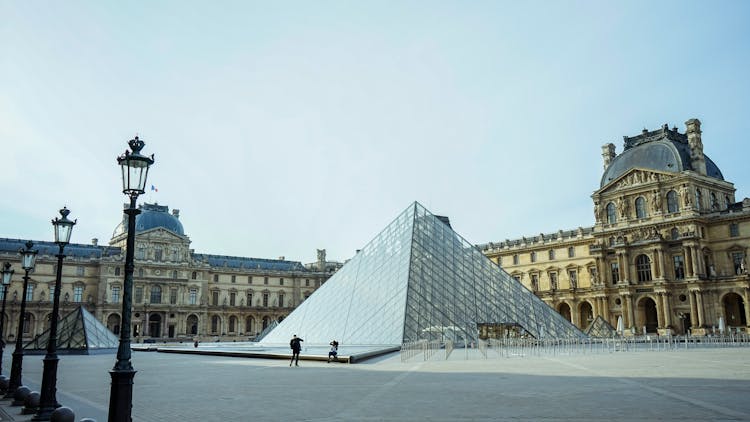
[290,335,303,366]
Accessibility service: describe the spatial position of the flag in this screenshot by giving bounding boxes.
[151,185,158,192]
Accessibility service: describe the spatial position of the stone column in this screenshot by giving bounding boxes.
[571,301,580,328]
[662,293,672,328]
[657,249,666,280]
[696,291,705,328]
[684,246,693,277]
[743,289,750,328]
[622,252,631,283]
[689,291,698,328]
[602,296,610,324]
[656,294,665,328]
[691,247,700,278]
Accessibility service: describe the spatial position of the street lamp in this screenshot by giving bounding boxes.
[109,136,154,422]
[34,207,76,421]
[5,241,37,402]
[0,262,15,377]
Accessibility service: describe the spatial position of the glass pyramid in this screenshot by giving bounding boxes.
[261,202,585,346]
[584,315,617,338]
[23,306,119,354]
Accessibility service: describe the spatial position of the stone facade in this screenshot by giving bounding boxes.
[0,203,338,344]
[481,119,750,336]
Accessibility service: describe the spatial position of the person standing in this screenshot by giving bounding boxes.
[290,334,303,366]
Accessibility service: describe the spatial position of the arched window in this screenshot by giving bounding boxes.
[172,270,178,279]
[636,254,652,282]
[115,267,121,276]
[150,286,162,304]
[229,316,237,333]
[606,202,617,224]
[635,197,647,219]
[710,192,719,210]
[245,316,255,334]
[211,315,220,334]
[667,190,679,213]
[725,195,731,209]
[695,189,703,210]
[191,271,197,280]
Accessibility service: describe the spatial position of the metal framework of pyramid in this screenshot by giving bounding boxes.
[261,202,585,346]
[584,315,617,338]
[23,306,119,354]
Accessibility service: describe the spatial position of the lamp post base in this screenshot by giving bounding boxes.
[108,369,136,422]
[32,355,61,421]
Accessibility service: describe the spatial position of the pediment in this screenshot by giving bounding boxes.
[135,228,189,244]
[598,168,674,194]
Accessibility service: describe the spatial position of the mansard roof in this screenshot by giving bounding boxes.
[601,124,723,188]
[0,237,121,259]
[192,253,309,272]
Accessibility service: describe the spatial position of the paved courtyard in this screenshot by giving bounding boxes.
[1,347,750,421]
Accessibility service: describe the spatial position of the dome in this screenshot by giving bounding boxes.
[601,126,724,187]
[112,203,185,238]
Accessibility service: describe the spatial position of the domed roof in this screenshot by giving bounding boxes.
[112,203,185,238]
[601,125,723,187]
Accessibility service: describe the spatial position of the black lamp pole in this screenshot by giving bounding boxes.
[5,241,38,402]
[109,136,154,422]
[34,208,76,421]
[0,262,15,377]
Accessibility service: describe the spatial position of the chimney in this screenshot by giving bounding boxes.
[172,209,180,218]
[686,118,707,176]
[92,238,98,246]
[317,249,326,271]
[601,143,616,170]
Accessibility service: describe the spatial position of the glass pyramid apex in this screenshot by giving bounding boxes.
[261,202,584,346]
[23,306,119,354]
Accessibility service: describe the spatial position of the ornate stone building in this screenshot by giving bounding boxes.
[0,203,337,344]
[481,119,749,335]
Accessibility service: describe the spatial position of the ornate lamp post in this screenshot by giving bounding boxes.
[5,241,37,401]
[34,208,76,421]
[109,136,154,422]
[0,262,15,377]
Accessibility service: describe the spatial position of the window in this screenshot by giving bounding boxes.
[211,315,220,334]
[191,271,197,280]
[278,293,284,307]
[154,248,163,261]
[262,292,269,307]
[0,285,6,301]
[49,286,55,302]
[136,245,146,260]
[635,196,647,219]
[26,284,34,302]
[568,270,577,288]
[667,190,679,213]
[138,268,144,278]
[73,286,83,302]
[548,250,555,260]
[671,228,680,240]
[115,267,121,276]
[112,286,121,303]
[725,195,731,209]
[279,278,284,286]
[606,202,617,224]
[229,316,236,333]
[230,292,236,306]
[610,262,620,283]
[733,252,745,275]
[248,276,253,284]
[513,255,519,265]
[189,289,197,305]
[530,252,537,263]
[496,256,502,266]
[23,312,32,334]
[730,223,740,237]
[710,192,719,210]
[673,255,685,280]
[264,277,269,285]
[76,266,85,276]
[567,247,575,258]
[150,286,162,304]
[231,275,236,284]
[531,274,539,292]
[549,273,558,290]
[305,279,310,287]
[135,286,143,303]
[246,316,254,333]
[170,288,177,305]
[212,291,219,306]
[213,274,219,283]
[636,254,652,282]
[247,292,253,307]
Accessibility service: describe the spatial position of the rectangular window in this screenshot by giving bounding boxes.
[278,293,284,307]
[231,275,236,283]
[548,250,555,260]
[73,286,83,302]
[213,274,219,283]
[531,274,539,291]
[264,277,269,285]
[568,270,577,287]
[549,273,558,290]
[262,292,269,307]
[154,248,163,261]
[279,278,284,286]
[230,292,236,306]
[730,223,740,237]
[76,266,85,276]
[170,288,178,305]
[610,262,620,283]
[112,286,121,304]
[305,279,310,287]
[496,256,502,266]
[530,252,537,263]
[513,255,519,265]
[733,252,745,275]
[136,246,145,260]
[247,293,253,307]
[212,291,219,306]
[673,255,685,280]
[135,286,143,304]
[26,285,34,302]
[150,287,161,304]
[189,289,197,305]
[248,276,253,284]
[50,286,55,302]
[568,247,575,258]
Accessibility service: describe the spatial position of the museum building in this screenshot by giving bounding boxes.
[0,203,338,344]
[480,119,750,335]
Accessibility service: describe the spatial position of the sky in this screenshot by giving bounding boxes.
[1,1,749,265]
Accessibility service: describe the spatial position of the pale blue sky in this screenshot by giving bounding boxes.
[1,1,749,264]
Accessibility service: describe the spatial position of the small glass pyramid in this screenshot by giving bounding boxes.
[261,202,585,346]
[23,306,119,354]
[584,315,617,338]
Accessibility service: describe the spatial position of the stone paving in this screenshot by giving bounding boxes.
[1,347,750,421]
